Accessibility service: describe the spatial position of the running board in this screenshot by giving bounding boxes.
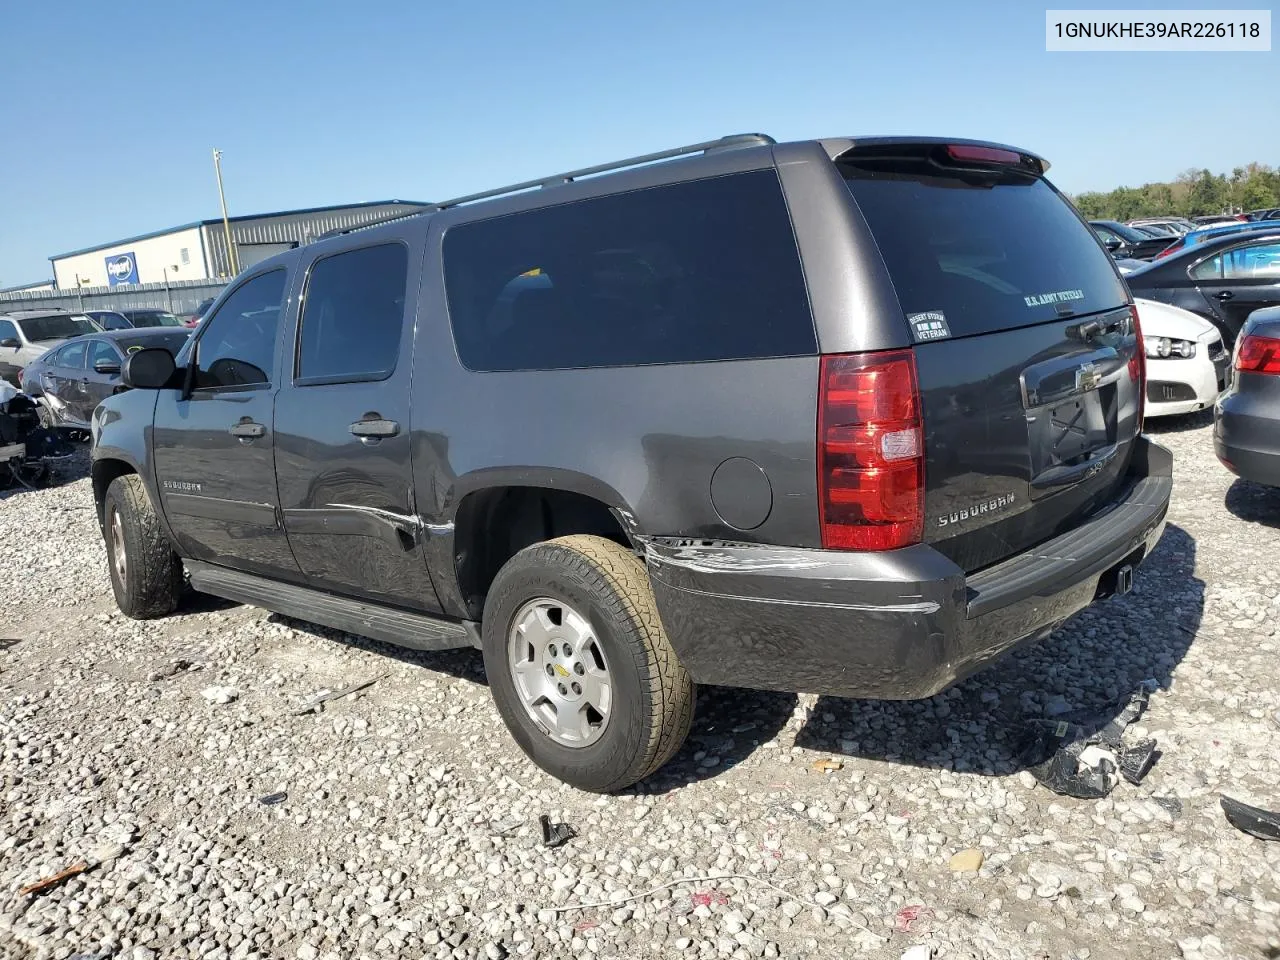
[186,561,477,651]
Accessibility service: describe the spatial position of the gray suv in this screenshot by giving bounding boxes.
[90,134,1172,792]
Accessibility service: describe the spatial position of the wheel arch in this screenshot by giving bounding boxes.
[444,473,642,620]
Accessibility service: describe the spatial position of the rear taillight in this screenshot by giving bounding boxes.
[1235,334,1280,374]
[818,349,924,551]
[1154,242,1179,259]
[1129,305,1146,432]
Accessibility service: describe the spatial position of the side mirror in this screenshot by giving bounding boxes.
[94,359,122,376]
[0,338,18,349]
[1103,238,1122,252]
[121,348,178,390]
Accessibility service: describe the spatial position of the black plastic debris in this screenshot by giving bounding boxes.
[1152,796,1185,819]
[539,814,577,848]
[293,675,385,715]
[259,791,287,806]
[1019,681,1159,799]
[0,638,21,651]
[1221,795,1280,841]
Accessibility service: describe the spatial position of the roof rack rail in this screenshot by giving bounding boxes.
[313,133,775,242]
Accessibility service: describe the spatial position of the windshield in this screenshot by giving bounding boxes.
[118,332,191,356]
[125,310,183,328]
[17,314,98,342]
[843,157,1128,337]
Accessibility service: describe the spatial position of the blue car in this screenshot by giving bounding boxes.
[1153,221,1278,260]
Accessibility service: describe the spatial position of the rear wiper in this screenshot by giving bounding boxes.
[1066,318,1105,343]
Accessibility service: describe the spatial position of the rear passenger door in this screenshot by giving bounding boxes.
[48,340,89,423]
[273,232,440,611]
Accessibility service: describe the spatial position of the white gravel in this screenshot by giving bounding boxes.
[2,420,1280,959]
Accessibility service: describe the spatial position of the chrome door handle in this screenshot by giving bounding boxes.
[229,420,266,440]
[1214,291,1234,301]
[349,418,399,441]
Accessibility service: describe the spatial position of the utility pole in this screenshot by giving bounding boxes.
[213,149,241,277]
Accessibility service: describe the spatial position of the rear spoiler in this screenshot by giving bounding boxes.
[819,136,1050,174]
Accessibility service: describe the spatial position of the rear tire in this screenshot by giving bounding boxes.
[104,474,183,619]
[481,535,695,793]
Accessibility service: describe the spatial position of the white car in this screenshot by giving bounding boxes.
[1134,297,1231,418]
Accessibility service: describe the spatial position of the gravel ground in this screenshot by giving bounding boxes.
[2,417,1279,960]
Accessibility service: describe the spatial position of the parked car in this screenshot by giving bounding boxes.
[91,133,1171,792]
[1214,306,1280,485]
[84,310,134,331]
[1129,217,1197,237]
[23,327,192,430]
[1124,230,1280,344]
[1192,215,1248,227]
[1245,208,1280,222]
[1134,298,1231,417]
[119,309,186,328]
[0,310,99,388]
[1151,221,1278,260]
[1090,220,1175,260]
[183,298,217,328]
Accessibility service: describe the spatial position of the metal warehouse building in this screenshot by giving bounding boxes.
[49,200,429,289]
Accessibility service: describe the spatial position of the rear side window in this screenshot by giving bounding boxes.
[193,269,286,390]
[443,171,815,371]
[1191,241,1280,280]
[297,243,409,383]
[54,341,87,369]
[843,156,1128,337]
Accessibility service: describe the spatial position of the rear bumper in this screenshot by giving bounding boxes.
[1215,386,1280,486]
[645,438,1172,700]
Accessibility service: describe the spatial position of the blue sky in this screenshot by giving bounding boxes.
[0,0,1274,285]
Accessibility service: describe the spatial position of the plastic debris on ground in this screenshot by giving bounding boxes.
[258,791,287,806]
[812,758,843,773]
[894,904,934,933]
[1220,795,1280,841]
[1018,680,1160,799]
[293,675,384,715]
[539,814,577,849]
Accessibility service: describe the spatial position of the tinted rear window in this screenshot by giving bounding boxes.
[843,157,1128,337]
[443,170,815,371]
[119,332,190,356]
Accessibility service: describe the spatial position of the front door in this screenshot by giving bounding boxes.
[273,234,439,611]
[151,263,302,580]
[82,339,124,422]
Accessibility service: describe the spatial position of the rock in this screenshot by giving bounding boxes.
[1017,771,1038,790]
[200,685,240,704]
[814,892,837,907]
[948,848,984,872]
[901,947,933,960]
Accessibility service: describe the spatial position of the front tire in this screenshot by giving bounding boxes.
[481,535,695,793]
[103,474,183,619]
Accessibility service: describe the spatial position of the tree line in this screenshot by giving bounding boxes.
[1070,163,1280,221]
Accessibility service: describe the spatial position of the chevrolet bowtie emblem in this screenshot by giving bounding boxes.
[554,664,570,678]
